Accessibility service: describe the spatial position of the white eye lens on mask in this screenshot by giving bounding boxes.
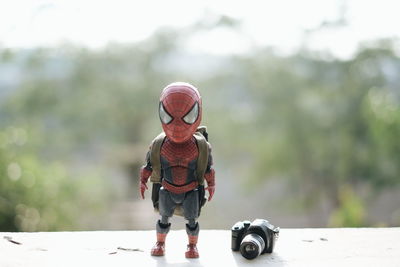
[159,103,172,124]
[183,102,199,124]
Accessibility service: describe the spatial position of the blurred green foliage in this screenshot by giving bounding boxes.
[1,29,400,229]
[329,185,365,227]
[0,127,109,231]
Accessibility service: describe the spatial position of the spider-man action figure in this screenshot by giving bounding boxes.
[139,82,215,258]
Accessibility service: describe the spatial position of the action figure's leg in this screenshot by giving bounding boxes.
[182,189,200,258]
[152,188,175,256]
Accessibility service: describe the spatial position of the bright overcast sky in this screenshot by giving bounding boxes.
[1,0,399,58]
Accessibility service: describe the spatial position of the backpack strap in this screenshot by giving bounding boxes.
[149,132,166,183]
[193,131,209,185]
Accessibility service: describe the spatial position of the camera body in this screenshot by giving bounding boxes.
[231,219,279,259]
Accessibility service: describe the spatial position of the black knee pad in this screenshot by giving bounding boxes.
[185,222,199,236]
[156,220,171,234]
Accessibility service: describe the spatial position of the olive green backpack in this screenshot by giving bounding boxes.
[150,126,210,216]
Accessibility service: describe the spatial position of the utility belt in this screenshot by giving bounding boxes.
[161,180,199,194]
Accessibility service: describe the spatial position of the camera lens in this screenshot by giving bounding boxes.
[239,233,265,260]
[245,244,257,253]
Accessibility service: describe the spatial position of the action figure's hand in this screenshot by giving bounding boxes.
[205,185,215,201]
[140,181,148,199]
[204,168,215,201]
[139,167,152,199]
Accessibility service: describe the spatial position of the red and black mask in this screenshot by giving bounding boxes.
[159,82,202,143]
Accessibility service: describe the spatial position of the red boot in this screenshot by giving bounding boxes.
[185,235,199,258]
[151,233,167,256]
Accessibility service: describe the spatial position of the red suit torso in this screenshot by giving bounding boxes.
[160,136,199,193]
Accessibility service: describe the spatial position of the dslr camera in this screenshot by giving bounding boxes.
[231,219,279,260]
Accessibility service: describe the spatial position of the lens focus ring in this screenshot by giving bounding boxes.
[239,233,265,260]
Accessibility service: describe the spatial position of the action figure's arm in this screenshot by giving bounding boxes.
[139,150,152,199]
[204,145,215,201]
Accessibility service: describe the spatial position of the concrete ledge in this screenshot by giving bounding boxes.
[1,228,399,267]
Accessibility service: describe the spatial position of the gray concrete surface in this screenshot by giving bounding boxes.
[1,228,399,267]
